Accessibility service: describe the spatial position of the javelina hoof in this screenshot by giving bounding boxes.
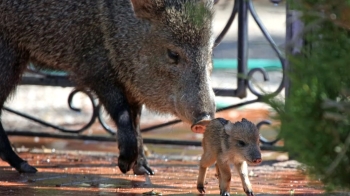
[132,158,154,175]
[197,186,205,193]
[17,161,37,173]
[117,139,138,173]
[220,191,230,196]
[245,191,254,196]
[118,156,135,174]
[118,150,138,174]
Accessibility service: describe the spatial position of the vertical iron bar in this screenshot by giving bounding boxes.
[236,0,248,98]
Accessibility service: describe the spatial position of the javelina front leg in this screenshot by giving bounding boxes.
[0,39,37,173]
[234,161,254,196]
[217,158,231,196]
[92,83,138,174]
[130,104,154,175]
[197,152,216,193]
[215,162,220,179]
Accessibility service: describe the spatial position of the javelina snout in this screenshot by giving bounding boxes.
[197,118,261,196]
[172,73,216,131]
[183,86,216,133]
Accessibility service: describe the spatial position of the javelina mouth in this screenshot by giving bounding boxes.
[191,115,212,133]
[246,158,262,166]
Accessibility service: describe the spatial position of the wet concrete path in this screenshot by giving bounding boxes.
[0,149,325,196]
[0,106,329,195]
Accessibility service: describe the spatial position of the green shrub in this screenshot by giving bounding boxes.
[267,0,350,190]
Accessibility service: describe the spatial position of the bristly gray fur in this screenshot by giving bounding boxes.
[164,0,214,46]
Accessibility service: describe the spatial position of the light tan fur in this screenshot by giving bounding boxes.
[197,118,262,196]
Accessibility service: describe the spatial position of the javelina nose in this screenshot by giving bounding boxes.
[252,158,262,164]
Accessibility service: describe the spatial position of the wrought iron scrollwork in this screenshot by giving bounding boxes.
[4,89,99,134]
[97,105,117,136]
[248,0,286,98]
[256,120,280,145]
[214,1,238,48]
[247,68,270,98]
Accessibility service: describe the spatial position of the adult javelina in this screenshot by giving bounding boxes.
[0,0,216,175]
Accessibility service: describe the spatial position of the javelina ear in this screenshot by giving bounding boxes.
[242,118,248,122]
[130,0,157,19]
[191,119,211,133]
[224,121,235,136]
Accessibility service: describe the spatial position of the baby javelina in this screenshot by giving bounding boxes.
[197,118,262,196]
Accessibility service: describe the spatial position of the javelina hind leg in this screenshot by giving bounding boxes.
[0,38,37,173]
[235,161,254,196]
[130,104,154,175]
[216,158,231,196]
[197,151,216,193]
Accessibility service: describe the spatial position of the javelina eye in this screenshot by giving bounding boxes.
[237,140,246,147]
[167,49,179,64]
